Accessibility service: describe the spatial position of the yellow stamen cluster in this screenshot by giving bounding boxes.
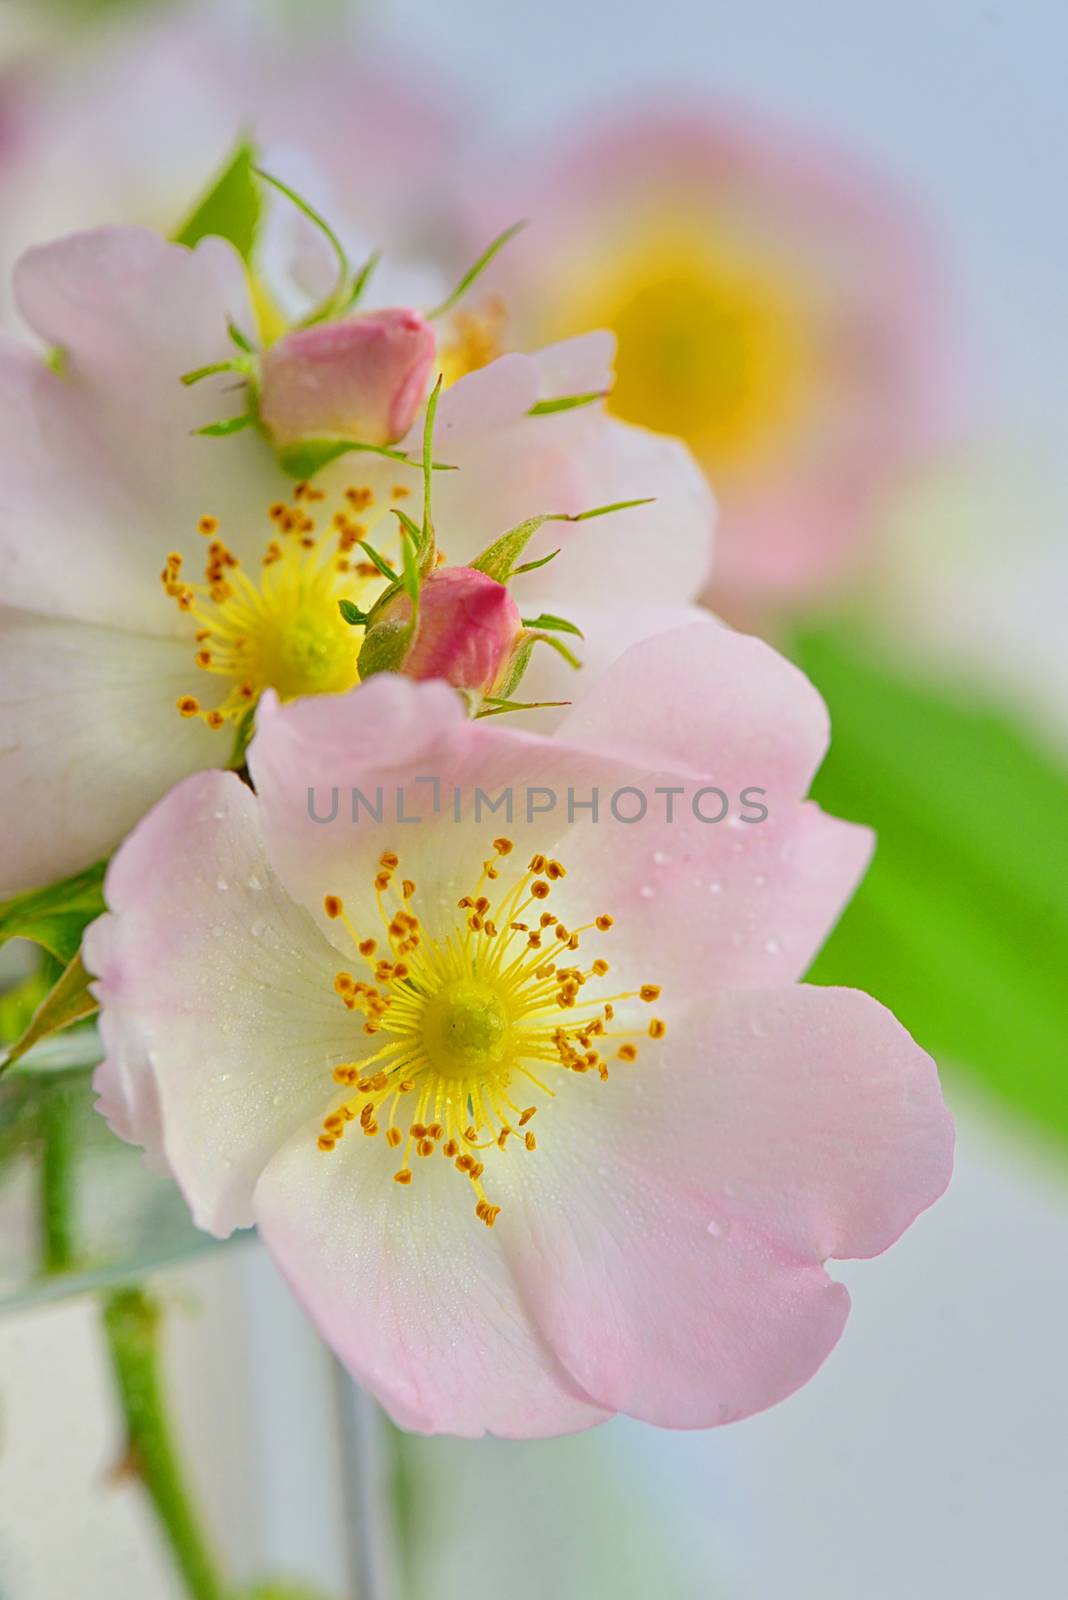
[316,840,666,1229]
[438,297,507,388]
[163,481,403,731]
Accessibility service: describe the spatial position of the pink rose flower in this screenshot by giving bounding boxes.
[488,104,957,625]
[0,227,712,894]
[258,310,436,449]
[85,625,952,1438]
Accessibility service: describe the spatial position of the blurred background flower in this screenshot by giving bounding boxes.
[1,0,1066,1597]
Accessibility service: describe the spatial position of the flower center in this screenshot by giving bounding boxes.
[421,980,512,1078]
[317,840,666,1228]
[162,481,410,737]
[551,218,814,470]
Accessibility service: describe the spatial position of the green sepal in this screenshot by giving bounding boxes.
[471,498,654,585]
[426,222,526,321]
[421,375,443,557]
[358,541,398,583]
[338,599,370,627]
[272,437,449,482]
[357,618,413,680]
[524,630,582,671]
[520,612,584,638]
[196,413,254,438]
[476,697,571,719]
[228,704,257,770]
[173,138,262,262]
[398,520,421,613]
[0,862,107,965]
[181,359,246,388]
[252,165,350,327]
[794,620,1068,1150]
[470,516,551,584]
[0,952,98,1075]
[528,390,607,417]
[511,549,561,577]
[228,320,255,355]
[336,250,381,314]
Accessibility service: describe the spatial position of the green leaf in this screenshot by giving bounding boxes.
[173,139,262,263]
[0,862,106,964]
[0,952,98,1074]
[338,599,370,627]
[528,390,607,416]
[426,221,526,320]
[520,611,584,638]
[793,622,1068,1148]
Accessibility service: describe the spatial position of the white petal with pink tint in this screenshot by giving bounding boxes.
[500,986,950,1426]
[86,770,363,1236]
[254,1122,610,1438]
[557,621,829,802]
[0,610,220,893]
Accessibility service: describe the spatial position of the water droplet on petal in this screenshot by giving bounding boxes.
[638,884,655,900]
[708,879,722,895]
[707,1218,730,1238]
[652,849,669,866]
[764,937,781,955]
[216,877,229,892]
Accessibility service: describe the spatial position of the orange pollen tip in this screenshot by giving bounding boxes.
[640,985,661,1002]
[176,696,200,717]
[324,895,343,919]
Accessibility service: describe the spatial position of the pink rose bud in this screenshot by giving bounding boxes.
[258,308,436,448]
[364,567,523,695]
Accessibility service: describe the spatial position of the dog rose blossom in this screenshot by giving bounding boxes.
[0,226,712,893]
[85,625,952,1438]
[493,106,954,623]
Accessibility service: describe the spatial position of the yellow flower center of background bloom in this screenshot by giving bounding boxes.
[318,839,666,1228]
[550,218,816,471]
[162,480,413,735]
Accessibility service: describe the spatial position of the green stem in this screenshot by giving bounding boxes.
[102,1287,228,1600]
[39,1079,76,1273]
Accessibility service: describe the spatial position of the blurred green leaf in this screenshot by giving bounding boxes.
[0,953,98,1075]
[174,140,262,263]
[795,623,1068,1146]
[0,862,106,964]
